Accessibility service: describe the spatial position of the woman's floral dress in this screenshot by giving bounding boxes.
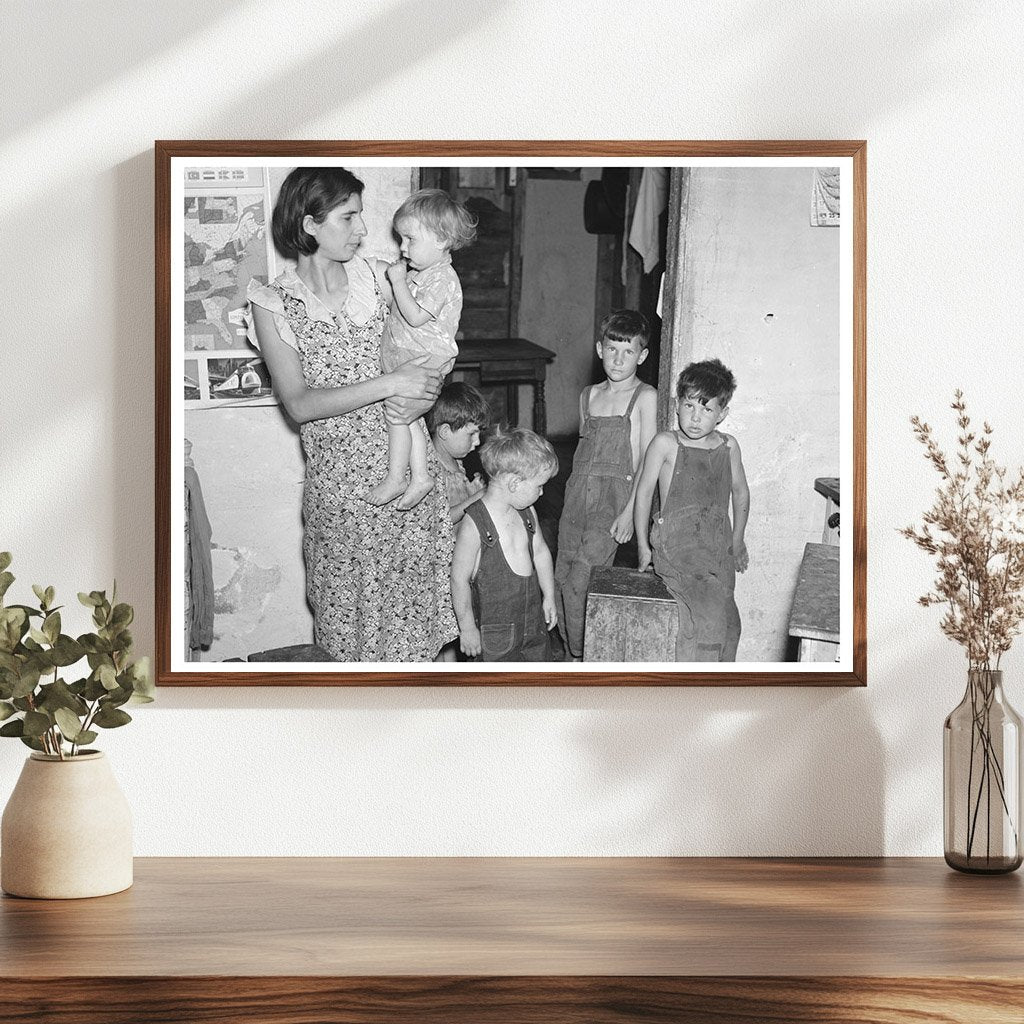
[246,258,458,661]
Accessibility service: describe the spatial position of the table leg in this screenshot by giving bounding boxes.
[534,381,547,436]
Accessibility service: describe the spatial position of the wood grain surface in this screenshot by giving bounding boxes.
[2,857,1022,1021]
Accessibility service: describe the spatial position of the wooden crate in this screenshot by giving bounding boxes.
[583,567,678,662]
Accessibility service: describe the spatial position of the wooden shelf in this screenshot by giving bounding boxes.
[2,857,1022,1022]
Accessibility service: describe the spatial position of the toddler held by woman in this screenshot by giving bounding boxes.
[366,189,477,510]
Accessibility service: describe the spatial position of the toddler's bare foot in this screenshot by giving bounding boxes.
[363,475,407,506]
[396,476,435,510]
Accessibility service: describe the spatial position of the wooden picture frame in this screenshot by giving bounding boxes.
[156,141,866,686]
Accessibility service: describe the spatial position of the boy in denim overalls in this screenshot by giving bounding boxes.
[451,428,560,662]
[555,311,658,660]
[633,359,750,662]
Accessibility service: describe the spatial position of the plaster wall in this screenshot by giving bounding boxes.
[2,0,1023,857]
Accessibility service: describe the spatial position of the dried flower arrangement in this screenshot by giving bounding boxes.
[902,390,1024,870]
[902,391,1024,668]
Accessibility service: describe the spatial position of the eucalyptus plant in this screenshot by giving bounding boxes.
[0,552,153,759]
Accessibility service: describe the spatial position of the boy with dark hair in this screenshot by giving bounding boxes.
[426,381,491,525]
[633,357,749,662]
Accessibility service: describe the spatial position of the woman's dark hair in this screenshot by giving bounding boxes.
[271,167,365,260]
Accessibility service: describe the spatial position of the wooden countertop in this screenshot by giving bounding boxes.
[2,857,1021,1022]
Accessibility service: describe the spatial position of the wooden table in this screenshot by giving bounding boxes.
[788,541,841,662]
[452,338,556,434]
[2,857,1022,1022]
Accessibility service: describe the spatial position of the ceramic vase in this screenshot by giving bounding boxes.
[944,669,1023,874]
[1,751,133,899]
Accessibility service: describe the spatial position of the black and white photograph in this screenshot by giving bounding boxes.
[159,144,864,684]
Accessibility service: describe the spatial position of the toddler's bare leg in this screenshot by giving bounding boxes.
[364,422,411,506]
[396,419,435,510]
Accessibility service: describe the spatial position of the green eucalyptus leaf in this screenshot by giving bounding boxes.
[104,685,132,709]
[128,657,154,700]
[44,586,55,608]
[0,651,18,673]
[78,592,99,607]
[98,664,118,691]
[8,604,42,619]
[0,607,27,651]
[19,735,45,752]
[22,710,51,738]
[28,627,49,646]
[0,719,25,737]
[50,634,85,667]
[12,697,33,712]
[12,666,41,699]
[82,636,113,657]
[37,679,88,717]
[22,636,42,654]
[83,675,108,701]
[0,701,15,721]
[32,584,47,607]
[54,707,85,741]
[0,552,11,572]
[75,730,98,746]
[93,705,132,729]
[42,611,60,644]
[110,603,133,629]
[0,572,14,602]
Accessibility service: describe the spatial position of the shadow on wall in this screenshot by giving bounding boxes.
[570,687,885,855]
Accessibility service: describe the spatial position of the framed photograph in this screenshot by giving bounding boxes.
[156,141,866,686]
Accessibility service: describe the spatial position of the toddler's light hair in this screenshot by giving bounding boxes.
[480,427,558,482]
[676,358,737,407]
[394,189,478,251]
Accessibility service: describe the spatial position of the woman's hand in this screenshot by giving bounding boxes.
[383,355,442,424]
[387,354,442,401]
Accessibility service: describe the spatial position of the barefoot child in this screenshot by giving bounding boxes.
[451,428,559,662]
[366,189,477,510]
[554,310,658,661]
[426,381,491,525]
[633,358,750,662]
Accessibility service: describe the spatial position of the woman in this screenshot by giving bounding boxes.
[246,167,458,661]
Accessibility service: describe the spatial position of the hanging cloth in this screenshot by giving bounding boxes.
[627,167,669,274]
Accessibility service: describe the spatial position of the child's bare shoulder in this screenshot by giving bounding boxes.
[718,431,741,451]
[633,383,658,408]
[648,430,676,457]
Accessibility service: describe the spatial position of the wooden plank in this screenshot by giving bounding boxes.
[814,476,840,504]
[788,542,840,643]
[0,975,1021,1024]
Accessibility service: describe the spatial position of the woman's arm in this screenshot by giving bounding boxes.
[530,510,558,630]
[252,305,439,425]
[451,515,482,657]
[726,434,750,572]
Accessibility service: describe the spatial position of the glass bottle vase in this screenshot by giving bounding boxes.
[944,669,1023,873]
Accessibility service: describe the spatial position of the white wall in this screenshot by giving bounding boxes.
[2,0,1022,856]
